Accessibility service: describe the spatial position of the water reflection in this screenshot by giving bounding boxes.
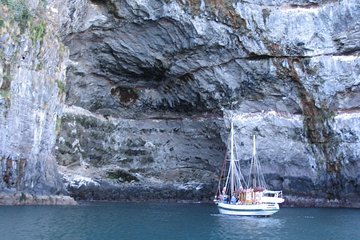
[1,204,360,240]
[210,214,285,240]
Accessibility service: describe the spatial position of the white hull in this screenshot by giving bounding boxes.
[217,202,280,216]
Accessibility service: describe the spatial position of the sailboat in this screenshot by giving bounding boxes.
[214,122,284,216]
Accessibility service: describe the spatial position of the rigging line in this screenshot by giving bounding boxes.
[216,148,228,196]
[224,162,231,194]
[236,157,246,188]
[247,153,254,189]
[248,136,255,188]
[233,130,246,189]
[257,155,267,189]
[240,164,246,189]
[224,133,232,195]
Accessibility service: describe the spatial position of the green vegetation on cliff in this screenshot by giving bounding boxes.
[30,20,46,44]
[0,0,46,41]
[0,0,30,31]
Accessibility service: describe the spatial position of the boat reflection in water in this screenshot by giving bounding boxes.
[211,213,285,239]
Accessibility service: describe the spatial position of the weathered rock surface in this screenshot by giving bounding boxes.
[0,192,77,205]
[0,0,69,200]
[1,0,360,206]
[53,0,360,206]
[57,105,224,201]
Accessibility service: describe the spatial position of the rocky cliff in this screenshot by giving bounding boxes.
[1,0,360,206]
[0,0,75,204]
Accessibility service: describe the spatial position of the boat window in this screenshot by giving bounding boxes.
[264,193,275,197]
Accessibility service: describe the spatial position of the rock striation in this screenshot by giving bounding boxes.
[1,0,360,206]
[0,0,69,203]
[57,0,360,206]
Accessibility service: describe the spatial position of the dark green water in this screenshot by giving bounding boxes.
[0,202,359,240]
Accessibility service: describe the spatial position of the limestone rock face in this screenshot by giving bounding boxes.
[2,0,360,206]
[55,0,360,206]
[0,0,67,197]
[57,105,224,201]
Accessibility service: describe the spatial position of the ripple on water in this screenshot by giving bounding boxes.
[0,204,359,240]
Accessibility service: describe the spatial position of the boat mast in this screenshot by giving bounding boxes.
[230,121,235,196]
[247,135,257,189]
[253,135,256,158]
[216,149,228,197]
[253,135,256,187]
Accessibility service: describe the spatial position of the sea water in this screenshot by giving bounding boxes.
[0,202,359,240]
